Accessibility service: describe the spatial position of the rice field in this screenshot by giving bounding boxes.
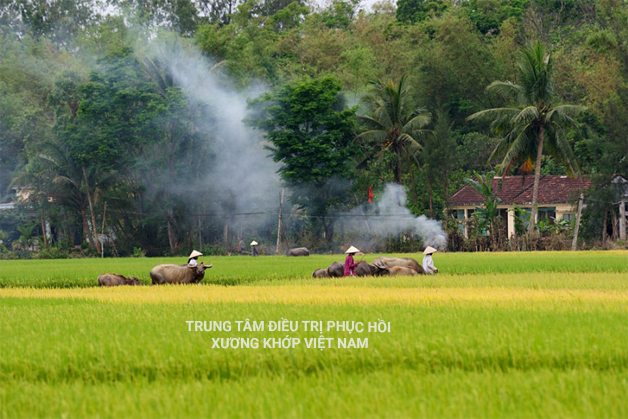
[1,251,627,418]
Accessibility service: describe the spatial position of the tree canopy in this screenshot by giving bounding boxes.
[0,0,626,255]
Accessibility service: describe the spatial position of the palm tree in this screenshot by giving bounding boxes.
[36,142,117,254]
[467,41,587,234]
[358,76,431,185]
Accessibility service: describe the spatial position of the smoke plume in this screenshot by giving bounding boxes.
[342,183,447,250]
[148,37,281,225]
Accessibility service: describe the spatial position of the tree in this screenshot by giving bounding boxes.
[250,76,357,245]
[464,171,501,242]
[467,41,587,234]
[358,76,431,185]
[421,110,455,217]
[396,0,447,24]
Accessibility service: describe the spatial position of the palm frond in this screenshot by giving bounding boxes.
[513,106,540,125]
[357,129,389,143]
[545,104,587,125]
[397,133,423,151]
[402,111,431,132]
[486,81,522,99]
[467,107,519,124]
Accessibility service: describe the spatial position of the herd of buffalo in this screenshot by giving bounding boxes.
[97,247,427,287]
[312,257,424,278]
[98,262,211,286]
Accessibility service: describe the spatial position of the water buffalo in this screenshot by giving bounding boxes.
[150,262,212,285]
[324,261,389,277]
[312,268,330,278]
[98,274,143,286]
[389,266,418,276]
[372,257,425,274]
[356,261,389,276]
[327,261,344,277]
[287,247,310,256]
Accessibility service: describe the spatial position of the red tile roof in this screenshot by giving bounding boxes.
[448,175,591,206]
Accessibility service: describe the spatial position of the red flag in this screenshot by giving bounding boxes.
[368,186,374,204]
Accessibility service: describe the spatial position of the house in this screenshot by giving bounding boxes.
[448,175,591,238]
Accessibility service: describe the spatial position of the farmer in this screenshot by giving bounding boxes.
[250,240,259,257]
[238,238,246,254]
[188,250,202,268]
[422,246,438,274]
[344,246,361,276]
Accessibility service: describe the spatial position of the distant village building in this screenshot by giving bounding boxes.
[0,186,53,211]
[448,175,591,238]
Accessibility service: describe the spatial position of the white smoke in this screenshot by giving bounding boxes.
[343,183,447,250]
[146,36,281,222]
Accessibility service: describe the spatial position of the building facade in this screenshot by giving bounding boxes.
[448,175,591,238]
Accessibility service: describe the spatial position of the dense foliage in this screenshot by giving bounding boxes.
[0,0,626,256]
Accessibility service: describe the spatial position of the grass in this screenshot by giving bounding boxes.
[0,250,627,288]
[1,251,627,418]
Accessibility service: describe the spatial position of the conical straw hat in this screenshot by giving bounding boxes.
[423,246,437,255]
[189,250,202,259]
[250,241,258,246]
[345,245,360,254]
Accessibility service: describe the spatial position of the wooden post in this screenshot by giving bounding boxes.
[571,194,584,251]
[620,199,626,241]
[276,188,284,255]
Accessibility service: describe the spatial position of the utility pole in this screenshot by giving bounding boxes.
[572,194,584,251]
[276,188,284,255]
[620,199,626,241]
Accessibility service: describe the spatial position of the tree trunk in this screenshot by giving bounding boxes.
[571,194,584,251]
[101,201,107,258]
[81,207,95,249]
[83,167,101,254]
[611,208,618,241]
[602,210,608,244]
[40,198,48,250]
[198,217,203,250]
[167,211,178,252]
[395,146,402,184]
[276,188,284,255]
[428,183,433,218]
[529,125,544,234]
[325,218,334,245]
[620,200,626,241]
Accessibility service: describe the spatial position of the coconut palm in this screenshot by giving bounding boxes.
[467,41,587,234]
[358,76,431,185]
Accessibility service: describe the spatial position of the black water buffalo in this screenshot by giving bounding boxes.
[287,247,310,256]
[150,262,212,285]
[98,274,143,286]
[356,261,389,276]
[327,261,344,277]
[372,257,425,274]
[324,261,389,277]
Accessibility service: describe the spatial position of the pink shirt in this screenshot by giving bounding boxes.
[344,254,358,276]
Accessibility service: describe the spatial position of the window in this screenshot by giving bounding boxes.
[562,213,575,222]
[538,207,556,223]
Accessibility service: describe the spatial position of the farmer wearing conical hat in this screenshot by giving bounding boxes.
[344,246,361,277]
[250,240,259,257]
[188,250,202,268]
[422,246,438,274]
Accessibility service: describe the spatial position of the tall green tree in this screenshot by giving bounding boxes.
[250,76,357,245]
[468,41,587,234]
[396,0,447,24]
[358,76,431,185]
